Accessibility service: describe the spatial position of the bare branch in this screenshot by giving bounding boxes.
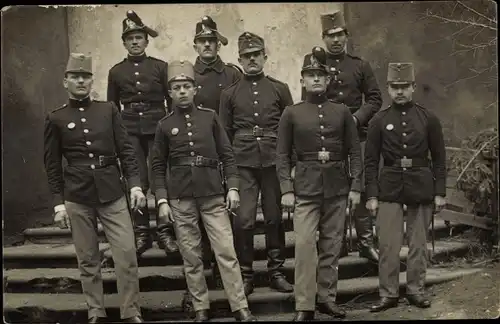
[425,10,497,31]
[457,1,497,25]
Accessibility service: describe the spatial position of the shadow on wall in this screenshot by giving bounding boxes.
[2,6,70,237]
[345,0,497,145]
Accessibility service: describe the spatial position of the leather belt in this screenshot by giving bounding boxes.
[68,155,117,168]
[297,151,343,163]
[384,158,429,168]
[124,102,164,111]
[170,156,219,168]
[236,126,276,138]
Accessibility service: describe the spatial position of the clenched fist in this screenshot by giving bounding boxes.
[366,197,379,217]
[130,189,146,210]
[54,210,71,229]
[281,192,295,212]
[226,189,240,211]
[158,202,174,224]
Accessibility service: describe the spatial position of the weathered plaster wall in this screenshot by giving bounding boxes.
[67,3,343,104]
[2,6,70,237]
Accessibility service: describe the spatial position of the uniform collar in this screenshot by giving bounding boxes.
[305,93,328,105]
[326,50,346,61]
[392,100,414,111]
[127,53,147,63]
[69,96,91,108]
[244,72,265,82]
[194,55,224,74]
[174,103,195,114]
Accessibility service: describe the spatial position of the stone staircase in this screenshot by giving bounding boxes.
[3,178,483,323]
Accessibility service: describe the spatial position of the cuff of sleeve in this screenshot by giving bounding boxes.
[350,179,362,192]
[228,187,239,192]
[353,110,366,126]
[130,186,142,193]
[52,194,64,207]
[434,180,446,197]
[280,180,294,195]
[127,176,142,189]
[155,188,168,201]
[226,177,239,190]
[54,204,66,213]
[366,184,378,199]
[157,198,168,206]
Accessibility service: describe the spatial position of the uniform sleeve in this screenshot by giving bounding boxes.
[43,113,65,207]
[428,112,447,197]
[218,89,234,142]
[162,62,173,112]
[276,107,294,195]
[352,60,382,127]
[344,107,363,192]
[107,69,121,108]
[111,103,141,188]
[213,113,239,189]
[279,83,294,111]
[364,115,383,198]
[151,122,169,201]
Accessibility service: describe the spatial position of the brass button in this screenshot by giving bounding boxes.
[136,81,140,84]
[402,111,407,116]
[403,144,407,148]
[254,91,258,95]
[134,63,139,66]
[185,114,190,119]
[84,129,89,133]
[402,122,407,126]
[320,125,324,129]
[188,132,192,136]
[403,167,407,171]
[135,72,139,76]
[322,147,326,151]
[90,164,95,169]
[252,82,257,86]
[89,153,94,158]
[189,142,194,146]
[319,114,323,118]
[254,113,259,117]
[190,151,195,156]
[139,112,143,116]
[253,101,258,105]
[79,108,84,112]
[321,136,325,140]
[403,133,407,136]
[256,137,261,141]
[187,123,192,127]
[81,118,86,122]
[86,141,91,145]
[339,92,343,95]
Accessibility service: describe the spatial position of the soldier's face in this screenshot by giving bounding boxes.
[123,31,149,55]
[322,30,347,54]
[238,50,267,74]
[168,80,197,106]
[193,38,220,60]
[387,82,416,104]
[301,70,330,94]
[63,72,93,98]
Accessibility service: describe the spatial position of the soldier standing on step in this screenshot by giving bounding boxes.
[219,31,294,296]
[107,10,178,257]
[365,62,447,312]
[151,60,256,322]
[44,53,145,323]
[277,47,363,321]
[301,11,382,262]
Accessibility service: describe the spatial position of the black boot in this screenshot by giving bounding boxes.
[355,213,379,263]
[269,272,293,293]
[370,297,398,312]
[157,223,178,254]
[135,227,152,256]
[182,289,194,314]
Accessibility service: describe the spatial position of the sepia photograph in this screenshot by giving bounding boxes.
[2,2,498,322]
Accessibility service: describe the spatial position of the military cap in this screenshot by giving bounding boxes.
[65,53,92,75]
[321,11,347,35]
[167,60,195,83]
[302,46,328,74]
[387,62,415,83]
[238,32,265,56]
[122,10,158,39]
[194,16,228,46]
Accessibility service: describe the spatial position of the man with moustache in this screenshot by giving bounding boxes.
[365,63,446,312]
[107,10,178,257]
[301,10,382,262]
[278,47,363,321]
[150,60,256,322]
[44,53,146,323]
[219,31,294,296]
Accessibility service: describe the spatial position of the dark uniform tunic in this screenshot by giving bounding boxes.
[151,105,238,200]
[219,72,294,279]
[44,97,141,207]
[301,52,382,141]
[194,56,242,114]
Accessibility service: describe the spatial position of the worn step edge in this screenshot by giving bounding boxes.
[3,241,469,293]
[2,243,110,260]
[3,267,483,322]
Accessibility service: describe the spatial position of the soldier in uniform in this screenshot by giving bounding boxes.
[44,53,146,323]
[277,47,363,321]
[365,63,446,312]
[219,31,294,296]
[302,11,382,262]
[107,11,178,256]
[150,60,256,322]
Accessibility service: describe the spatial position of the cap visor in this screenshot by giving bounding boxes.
[65,70,93,75]
[239,47,264,55]
[301,67,327,73]
[388,81,413,85]
[324,27,345,35]
[215,31,228,46]
[144,26,158,38]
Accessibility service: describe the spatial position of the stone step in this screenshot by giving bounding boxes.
[3,240,469,294]
[3,267,482,323]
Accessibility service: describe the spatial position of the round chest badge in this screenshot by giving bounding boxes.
[67,122,76,129]
[386,124,394,131]
[171,128,179,135]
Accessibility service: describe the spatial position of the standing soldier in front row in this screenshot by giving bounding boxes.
[365,63,447,312]
[277,47,363,321]
[107,10,178,256]
[44,53,146,323]
[151,60,256,322]
[219,31,294,296]
[302,11,382,262]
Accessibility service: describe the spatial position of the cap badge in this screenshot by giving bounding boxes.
[386,124,394,131]
[201,24,212,35]
[67,122,76,130]
[171,128,179,135]
[126,19,137,29]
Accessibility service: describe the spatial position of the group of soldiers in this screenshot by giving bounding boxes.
[43,8,447,323]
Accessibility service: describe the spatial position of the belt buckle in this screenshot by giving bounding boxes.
[98,155,105,166]
[318,151,330,162]
[252,126,264,137]
[400,158,412,168]
[195,155,204,166]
